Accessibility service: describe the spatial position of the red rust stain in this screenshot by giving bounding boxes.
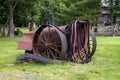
[17,31,35,50]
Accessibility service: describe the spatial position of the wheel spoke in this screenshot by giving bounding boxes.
[38,38,46,44]
[34,44,45,46]
[52,41,61,45]
[46,49,50,57]
[48,48,56,58]
[52,45,61,48]
[49,46,61,54]
[39,46,46,52]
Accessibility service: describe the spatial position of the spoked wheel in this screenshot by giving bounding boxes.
[74,30,97,63]
[32,25,67,59]
[37,27,61,59]
[88,30,97,58]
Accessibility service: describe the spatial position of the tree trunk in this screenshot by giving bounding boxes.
[113,15,116,24]
[29,21,34,31]
[1,1,17,38]
[29,13,34,31]
[0,25,4,37]
[1,26,6,37]
[8,3,15,38]
[52,15,55,24]
[0,25,2,34]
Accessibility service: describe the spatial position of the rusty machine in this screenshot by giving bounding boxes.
[17,20,96,64]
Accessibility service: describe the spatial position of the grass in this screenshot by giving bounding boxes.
[0,35,120,80]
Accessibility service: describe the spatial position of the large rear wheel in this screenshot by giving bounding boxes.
[32,25,67,59]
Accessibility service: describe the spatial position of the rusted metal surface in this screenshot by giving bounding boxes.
[17,21,96,63]
[17,31,35,50]
[32,25,67,59]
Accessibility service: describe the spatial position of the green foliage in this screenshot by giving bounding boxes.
[14,0,40,27]
[54,0,101,25]
[0,0,101,26]
[40,1,55,24]
[107,0,120,23]
[0,0,9,24]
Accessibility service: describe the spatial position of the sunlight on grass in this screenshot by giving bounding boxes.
[0,36,120,80]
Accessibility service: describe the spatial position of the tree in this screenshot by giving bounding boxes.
[14,0,40,31]
[40,1,55,25]
[7,0,18,37]
[0,0,17,37]
[54,0,101,25]
[0,0,8,37]
[0,0,40,37]
[109,0,120,24]
[0,0,102,37]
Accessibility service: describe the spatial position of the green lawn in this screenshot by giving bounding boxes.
[0,36,120,80]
